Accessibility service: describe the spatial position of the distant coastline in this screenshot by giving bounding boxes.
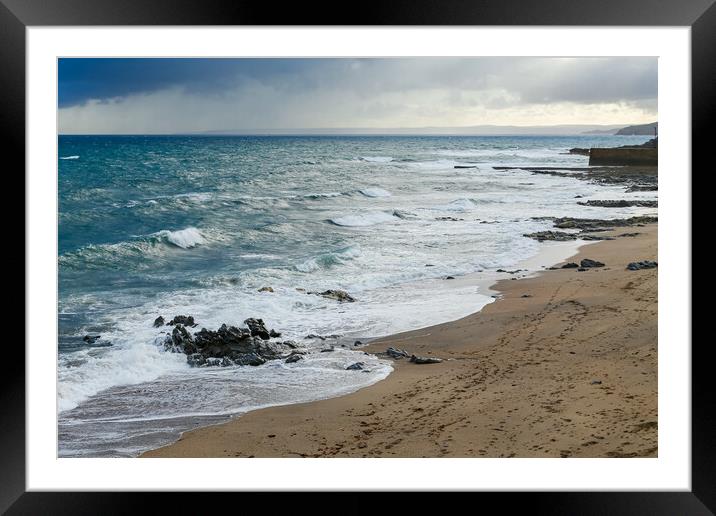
[58,122,657,137]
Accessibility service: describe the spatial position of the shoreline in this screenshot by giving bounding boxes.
[142,223,657,458]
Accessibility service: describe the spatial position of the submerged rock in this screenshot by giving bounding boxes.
[626,185,658,192]
[83,335,101,344]
[285,353,303,364]
[311,289,356,302]
[258,286,274,293]
[346,362,366,370]
[627,260,658,270]
[305,333,342,340]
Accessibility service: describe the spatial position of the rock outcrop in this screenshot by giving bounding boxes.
[161,318,295,367]
[627,260,658,270]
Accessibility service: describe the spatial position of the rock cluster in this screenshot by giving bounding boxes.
[577,200,657,208]
[157,315,297,367]
[580,258,605,268]
[627,260,658,270]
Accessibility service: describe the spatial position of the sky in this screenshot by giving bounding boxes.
[58,57,657,134]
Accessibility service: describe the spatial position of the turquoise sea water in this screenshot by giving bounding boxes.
[57,134,656,456]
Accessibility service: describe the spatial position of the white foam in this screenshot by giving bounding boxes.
[60,155,80,160]
[360,156,393,163]
[329,211,397,227]
[58,338,189,413]
[432,198,479,212]
[360,187,392,198]
[153,227,205,249]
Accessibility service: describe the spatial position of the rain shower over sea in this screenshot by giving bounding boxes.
[58,134,656,457]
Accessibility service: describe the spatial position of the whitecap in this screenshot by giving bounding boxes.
[359,187,392,198]
[152,227,206,249]
[328,211,397,227]
[60,155,80,160]
[360,156,393,163]
[432,198,480,212]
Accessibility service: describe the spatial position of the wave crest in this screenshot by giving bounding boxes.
[295,246,362,273]
[151,227,205,249]
[328,211,397,227]
[359,187,392,198]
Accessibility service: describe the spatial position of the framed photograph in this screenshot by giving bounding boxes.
[5,0,711,512]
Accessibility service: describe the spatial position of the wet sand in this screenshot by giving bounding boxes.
[143,224,657,458]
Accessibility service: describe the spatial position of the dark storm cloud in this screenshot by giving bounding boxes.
[58,57,657,133]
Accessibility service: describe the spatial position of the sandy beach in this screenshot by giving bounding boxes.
[142,223,657,459]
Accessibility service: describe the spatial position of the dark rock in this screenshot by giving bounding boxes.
[354,340,363,346]
[161,320,295,367]
[626,260,658,271]
[233,353,266,366]
[167,315,195,327]
[577,199,657,208]
[244,318,271,340]
[285,353,303,364]
[582,235,615,241]
[310,289,356,302]
[568,148,590,156]
[282,340,298,349]
[591,380,603,385]
[626,185,658,192]
[153,316,165,327]
[454,165,478,169]
[521,294,532,298]
[306,334,338,341]
[554,216,657,231]
[83,335,101,344]
[269,329,282,338]
[574,195,583,199]
[523,231,578,242]
[425,264,435,267]
[445,276,455,280]
[386,347,410,359]
[346,362,366,370]
[258,286,274,293]
[410,355,443,364]
[561,262,579,269]
[577,268,587,272]
[165,324,197,355]
[320,347,334,353]
[580,258,605,268]
[619,232,641,238]
[436,216,464,221]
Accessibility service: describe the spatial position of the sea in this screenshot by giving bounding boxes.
[57,134,657,457]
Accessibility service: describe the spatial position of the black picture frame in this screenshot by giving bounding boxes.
[3,0,711,513]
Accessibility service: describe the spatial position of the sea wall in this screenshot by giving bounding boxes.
[589,147,658,166]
